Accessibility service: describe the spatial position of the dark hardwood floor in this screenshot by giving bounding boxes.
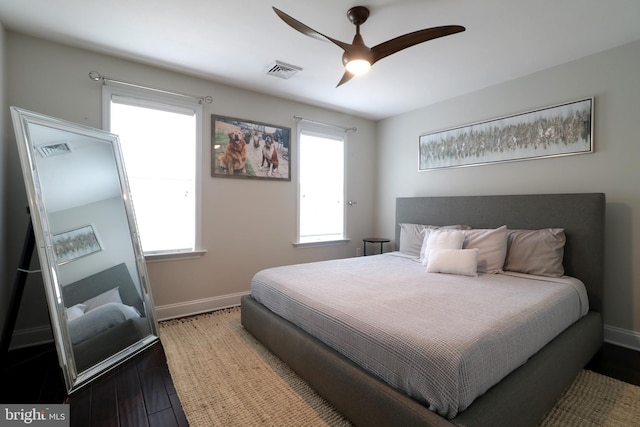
[585,342,640,387]
[1,341,187,427]
[1,341,66,404]
[1,341,639,426]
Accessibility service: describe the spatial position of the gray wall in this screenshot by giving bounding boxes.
[376,40,640,350]
[2,32,377,345]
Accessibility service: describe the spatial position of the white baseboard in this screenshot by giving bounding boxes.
[153,291,250,321]
[604,324,640,351]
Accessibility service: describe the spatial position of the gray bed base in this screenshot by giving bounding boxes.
[241,193,605,427]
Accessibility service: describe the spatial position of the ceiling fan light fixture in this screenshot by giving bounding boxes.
[273,6,465,87]
[342,43,373,75]
[345,58,371,75]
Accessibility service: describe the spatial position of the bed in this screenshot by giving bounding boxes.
[62,263,149,372]
[241,193,605,427]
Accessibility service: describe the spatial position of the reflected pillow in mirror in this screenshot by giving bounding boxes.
[66,304,86,322]
[68,302,141,345]
[83,287,122,312]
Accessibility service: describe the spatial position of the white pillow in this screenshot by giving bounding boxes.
[426,249,479,277]
[83,287,122,312]
[400,224,471,258]
[65,303,86,321]
[420,229,465,265]
[462,226,508,273]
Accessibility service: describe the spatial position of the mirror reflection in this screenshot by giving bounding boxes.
[11,107,158,392]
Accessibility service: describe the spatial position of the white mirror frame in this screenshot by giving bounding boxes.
[10,107,159,393]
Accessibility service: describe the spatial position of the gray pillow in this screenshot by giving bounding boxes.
[398,223,436,257]
[462,226,508,273]
[504,229,566,277]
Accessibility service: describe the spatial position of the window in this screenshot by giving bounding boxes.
[103,86,202,256]
[297,126,346,245]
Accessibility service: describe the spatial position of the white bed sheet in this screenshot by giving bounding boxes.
[250,252,588,418]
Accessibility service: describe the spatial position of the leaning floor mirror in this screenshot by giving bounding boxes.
[10,107,159,393]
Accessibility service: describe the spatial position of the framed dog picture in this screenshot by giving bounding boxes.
[212,115,291,181]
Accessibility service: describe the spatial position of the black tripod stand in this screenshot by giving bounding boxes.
[0,216,36,366]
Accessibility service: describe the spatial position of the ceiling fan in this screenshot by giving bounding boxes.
[273,6,465,87]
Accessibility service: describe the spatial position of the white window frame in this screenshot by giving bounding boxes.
[295,123,349,247]
[102,84,205,260]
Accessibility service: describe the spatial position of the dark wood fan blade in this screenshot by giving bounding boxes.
[336,70,355,87]
[273,7,351,51]
[371,25,465,64]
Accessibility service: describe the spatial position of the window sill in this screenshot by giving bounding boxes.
[144,249,207,263]
[293,239,351,248]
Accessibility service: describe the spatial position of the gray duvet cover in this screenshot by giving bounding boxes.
[250,252,588,419]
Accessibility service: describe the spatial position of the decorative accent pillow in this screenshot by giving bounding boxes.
[426,248,479,277]
[504,228,566,277]
[420,229,465,265]
[462,226,508,273]
[83,287,122,312]
[399,223,436,257]
[65,304,86,322]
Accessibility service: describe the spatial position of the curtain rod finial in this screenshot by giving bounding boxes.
[88,71,102,82]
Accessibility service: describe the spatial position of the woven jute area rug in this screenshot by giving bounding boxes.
[160,308,640,426]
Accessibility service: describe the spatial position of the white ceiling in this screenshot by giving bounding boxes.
[1,0,640,120]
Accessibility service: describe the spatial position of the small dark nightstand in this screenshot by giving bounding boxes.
[362,238,390,256]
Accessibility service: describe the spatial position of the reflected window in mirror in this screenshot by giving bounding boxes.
[103,86,203,256]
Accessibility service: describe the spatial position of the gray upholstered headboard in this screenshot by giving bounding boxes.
[395,193,605,312]
[62,262,145,316]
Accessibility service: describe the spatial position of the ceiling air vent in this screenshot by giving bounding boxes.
[37,142,72,158]
[265,60,302,79]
